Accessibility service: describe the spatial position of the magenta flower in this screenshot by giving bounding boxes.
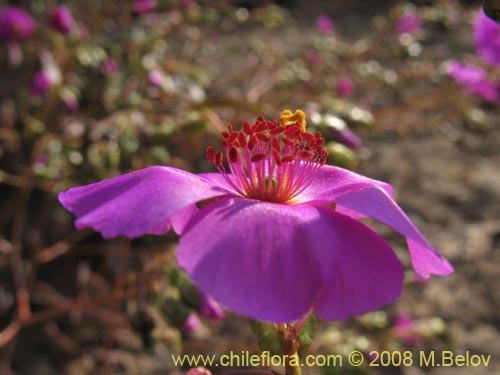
[396,13,422,36]
[392,314,422,346]
[133,0,157,14]
[101,57,119,76]
[182,313,202,332]
[49,5,73,35]
[336,76,355,97]
[448,60,499,102]
[0,6,35,43]
[58,110,453,322]
[316,14,334,33]
[199,294,224,321]
[333,128,362,149]
[474,8,500,67]
[31,71,53,96]
[148,70,164,87]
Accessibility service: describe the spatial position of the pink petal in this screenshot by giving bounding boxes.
[298,166,453,278]
[313,207,404,320]
[58,166,229,238]
[177,197,404,322]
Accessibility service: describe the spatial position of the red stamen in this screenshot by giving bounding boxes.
[281,155,297,163]
[206,146,215,163]
[229,147,239,163]
[215,151,223,166]
[248,135,257,150]
[251,153,266,162]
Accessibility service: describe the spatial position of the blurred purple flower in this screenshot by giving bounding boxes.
[316,14,334,33]
[58,110,452,322]
[49,5,73,35]
[186,367,212,375]
[393,313,422,346]
[101,57,119,76]
[199,294,224,321]
[31,71,53,96]
[448,60,499,102]
[336,76,355,97]
[133,0,157,14]
[180,0,195,8]
[148,70,164,87]
[333,128,362,149]
[474,8,500,67]
[182,313,202,332]
[397,13,422,36]
[0,6,35,43]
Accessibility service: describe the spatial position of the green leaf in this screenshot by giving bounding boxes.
[297,313,317,355]
[249,320,282,356]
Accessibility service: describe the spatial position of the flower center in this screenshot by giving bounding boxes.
[206,110,328,203]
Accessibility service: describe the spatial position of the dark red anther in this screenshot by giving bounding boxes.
[229,147,239,163]
[285,125,300,137]
[299,150,314,160]
[206,146,215,163]
[267,120,277,129]
[251,153,266,162]
[281,154,297,163]
[302,132,314,141]
[282,138,296,147]
[221,131,229,139]
[254,122,268,132]
[272,149,282,166]
[228,124,234,132]
[270,126,286,135]
[314,131,322,139]
[256,115,264,122]
[243,122,253,135]
[238,132,247,148]
[272,138,281,152]
[228,132,238,143]
[256,132,270,142]
[248,135,257,150]
[221,140,228,149]
[215,151,223,166]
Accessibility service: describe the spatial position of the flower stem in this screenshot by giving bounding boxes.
[276,323,302,375]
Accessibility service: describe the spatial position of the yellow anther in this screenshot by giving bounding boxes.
[280,109,307,131]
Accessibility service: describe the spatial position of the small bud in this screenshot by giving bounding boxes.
[199,294,224,321]
[31,71,53,96]
[0,6,35,43]
[101,57,118,76]
[316,14,334,33]
[49,5,73,35]
[133,0,157,14]
[182,313,202,332]
[186,367,212,375]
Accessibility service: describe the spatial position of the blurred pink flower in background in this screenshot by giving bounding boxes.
[148,70,164,87]
[182,313,202,332]
[448,60,499,102]
[397,13,422,35]
[199,294,224,321]
[31,71,54,96]
[393,313,423,346]
[473,8,500,67]
[101,57,119,76]
[316,14,334,33]
[0,6,35,43]
[49,5,73,35]
[133,0,157,14]
[336,75,355,97]
[186,367,212,375]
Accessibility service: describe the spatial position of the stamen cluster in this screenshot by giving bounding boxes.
[206,114,328,203]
